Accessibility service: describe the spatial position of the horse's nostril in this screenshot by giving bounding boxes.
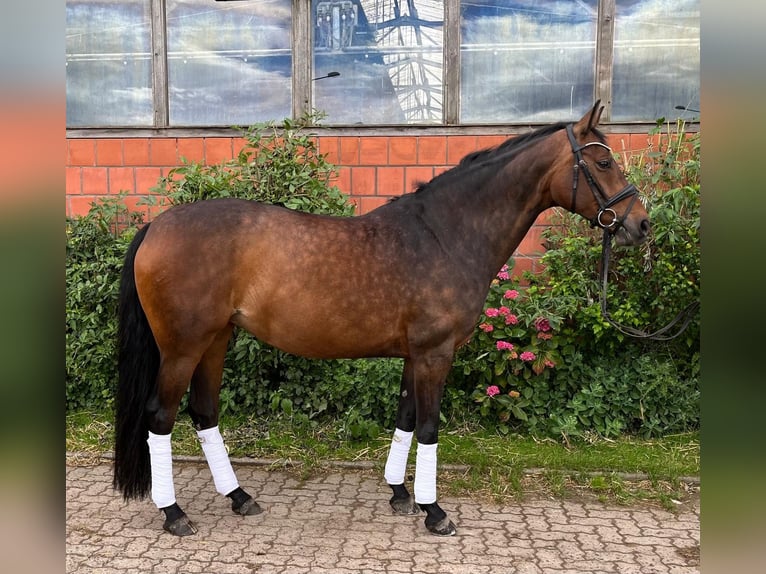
[640,219,651,236]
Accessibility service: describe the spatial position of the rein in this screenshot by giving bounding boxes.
[566,124,699,341]
[598,232,700,340]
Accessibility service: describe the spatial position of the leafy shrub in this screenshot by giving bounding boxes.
[66,113,398,438]
[453,120,700,439]
[67,116,699,441]
[146,112,354,216]
[66,197,142,410]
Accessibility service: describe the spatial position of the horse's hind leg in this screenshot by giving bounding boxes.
[146,355,200,536]
[189,326,262,517]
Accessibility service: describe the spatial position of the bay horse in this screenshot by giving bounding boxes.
[113,102,649,537]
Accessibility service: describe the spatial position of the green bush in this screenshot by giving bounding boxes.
[66,113,403,439]
[452,119,700,439]
[67,117,699,441]
[66,197,142,411]
[147,112,354,216]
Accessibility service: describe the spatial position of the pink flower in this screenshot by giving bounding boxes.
[503,289,519,300]
[504,314,519,325]
[497,271,510,280]
[496,341,514,351]
[479,323,494,333]
[485,308,500,318]
[499,306,511,316]
[534,317,552,332]
[486,385,500,397]
[520,351,536,362]
[544,359,556,368]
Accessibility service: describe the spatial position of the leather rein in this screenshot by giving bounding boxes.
[566,124,699,341]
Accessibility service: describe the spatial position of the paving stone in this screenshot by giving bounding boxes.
[66,460,699,573]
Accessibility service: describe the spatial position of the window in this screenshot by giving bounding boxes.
[65,0,699,128]
[167,0,292,126]
[460,0,598,123]
[312,0,443,124]
[612,0,700,121]
[66,0,153,127]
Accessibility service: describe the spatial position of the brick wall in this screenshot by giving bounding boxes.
[65,131,657,275]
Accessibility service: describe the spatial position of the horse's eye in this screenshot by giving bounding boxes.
[596,159,611,169]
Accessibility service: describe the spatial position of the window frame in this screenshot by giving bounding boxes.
[66,0,698,133]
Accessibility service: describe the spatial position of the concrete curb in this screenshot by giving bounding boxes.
[66,450,700,485]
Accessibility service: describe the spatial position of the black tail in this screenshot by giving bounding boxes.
[113,223,157,500]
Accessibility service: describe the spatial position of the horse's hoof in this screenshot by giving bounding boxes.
[425,516,457,537]
[163,515,198,536]
[390,495,419,515]
[232,497,262,516]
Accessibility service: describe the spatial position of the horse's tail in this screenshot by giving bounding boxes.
[113,223,157,501]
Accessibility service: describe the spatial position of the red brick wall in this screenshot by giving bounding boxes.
[65,132,657,275]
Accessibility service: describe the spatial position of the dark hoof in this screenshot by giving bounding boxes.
[390,495,419,515]
[232,497,262,516]
[163,515,198,536]
[425,516,457,537]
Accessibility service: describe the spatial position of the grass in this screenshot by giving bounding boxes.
[66,410,699,510]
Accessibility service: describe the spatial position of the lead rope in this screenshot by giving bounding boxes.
[599,231,700,340]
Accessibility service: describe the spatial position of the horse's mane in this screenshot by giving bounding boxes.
[405,122,606,196]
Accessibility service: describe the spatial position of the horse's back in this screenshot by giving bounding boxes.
[134,199,429,358]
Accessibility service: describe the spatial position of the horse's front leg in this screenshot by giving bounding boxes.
[385,350,457,536]
[412,350,457,536]
[385,360,419,515]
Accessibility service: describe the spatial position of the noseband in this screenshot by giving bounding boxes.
[565,124,699,340]
[566,124,639,233]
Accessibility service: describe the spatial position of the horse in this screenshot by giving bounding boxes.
[113,102,650,537]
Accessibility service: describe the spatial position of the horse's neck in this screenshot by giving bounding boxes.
[424,153,553,280]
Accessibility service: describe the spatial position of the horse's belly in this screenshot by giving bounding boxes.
[233,307,406,360]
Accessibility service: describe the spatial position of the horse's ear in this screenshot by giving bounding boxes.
[574,100,604,136]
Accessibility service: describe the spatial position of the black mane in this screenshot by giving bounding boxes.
[458,122,567,168]
[409,122,606,195]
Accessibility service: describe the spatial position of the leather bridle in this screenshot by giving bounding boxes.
[565,123,699,341]
[566,123,640,233]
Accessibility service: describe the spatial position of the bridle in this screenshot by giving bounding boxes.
[565,124,640,232]
[565,124,699,341]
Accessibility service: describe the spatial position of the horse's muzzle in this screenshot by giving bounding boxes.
[614,217,651,246]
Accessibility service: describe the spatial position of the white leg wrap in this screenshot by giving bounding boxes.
[147,431,176,509]
[414,442,438,504]
[384,428,414,485]
[197,426,239,496]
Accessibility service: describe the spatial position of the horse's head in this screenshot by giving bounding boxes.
[549,101,650,246]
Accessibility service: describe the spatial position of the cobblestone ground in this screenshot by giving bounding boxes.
[66,460,699,573]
